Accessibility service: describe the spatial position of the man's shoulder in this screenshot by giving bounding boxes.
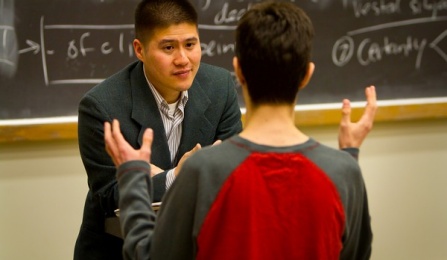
[193,63,236,98]
[198,62,230,73]
[83,61,140,98]
[196,62,232,80]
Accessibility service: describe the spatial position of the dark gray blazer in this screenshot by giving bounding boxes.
[74,61,242,260]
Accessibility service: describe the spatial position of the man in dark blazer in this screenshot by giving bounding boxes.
[74,1,242,259]
[74,59,242,259]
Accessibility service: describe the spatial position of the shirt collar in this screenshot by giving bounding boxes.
[143,65,189,110]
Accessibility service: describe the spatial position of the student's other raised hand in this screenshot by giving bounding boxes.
[338,86,377,149]
[104,119,153,167]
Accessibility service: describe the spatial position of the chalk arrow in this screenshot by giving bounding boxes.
[18,40,40,55]
[430,30,447,63]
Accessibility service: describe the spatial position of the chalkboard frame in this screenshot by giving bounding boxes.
[1,101,446,143]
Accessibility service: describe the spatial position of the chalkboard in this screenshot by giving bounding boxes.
[1,0,447,142]
[1,0,140,120]
[198,0,447,103]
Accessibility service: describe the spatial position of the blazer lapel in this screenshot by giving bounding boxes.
[174,80,213,165]
[129,62,172,168]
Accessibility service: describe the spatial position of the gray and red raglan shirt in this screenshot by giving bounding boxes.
[117,135,372,260]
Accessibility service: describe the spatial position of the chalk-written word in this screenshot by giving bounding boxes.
[332,35,427,69]
[345,0,402,17]
[410,0,447,18]
[214,2,253,25]
[40,17,136,85]
[357,36,427,67]
[201,40,235,57]
[65,32,134,60]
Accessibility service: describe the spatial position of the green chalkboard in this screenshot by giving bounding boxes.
[1,0,447,142]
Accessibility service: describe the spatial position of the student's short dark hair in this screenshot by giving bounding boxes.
[235,1,314,105]
[134,0,198,43]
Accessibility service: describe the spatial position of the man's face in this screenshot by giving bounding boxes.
[134,23,201,103]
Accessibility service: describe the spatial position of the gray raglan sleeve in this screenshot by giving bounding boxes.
[339,162,373,260]
[342,147,360,161]
[117,160,156,260]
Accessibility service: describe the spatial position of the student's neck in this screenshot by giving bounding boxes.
[240,104,309,147]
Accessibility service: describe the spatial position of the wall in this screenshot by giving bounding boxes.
[0,118,446,260]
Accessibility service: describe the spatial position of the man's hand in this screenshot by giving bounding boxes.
[149,164,164,178]
[104,119,153,167]
[174,143,201,177]
[338,86,377,149]
[173,140,222,177]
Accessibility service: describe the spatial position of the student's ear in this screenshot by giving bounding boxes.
[133,39,144,62]
[233,56,252,109]
[299,62,315,90]
[232,57,246,86]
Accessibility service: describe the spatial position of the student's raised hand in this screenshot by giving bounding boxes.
[104,119,153,167]
[338,86,377,149]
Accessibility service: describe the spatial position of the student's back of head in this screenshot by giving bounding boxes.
[235,1,314,105]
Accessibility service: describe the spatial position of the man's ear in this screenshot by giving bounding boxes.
[299,62,315,90]
[133,39,144,62]
[232,57,246,86]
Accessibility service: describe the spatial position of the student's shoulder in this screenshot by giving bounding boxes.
[307,140,359,169]
[315,144,363,187]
